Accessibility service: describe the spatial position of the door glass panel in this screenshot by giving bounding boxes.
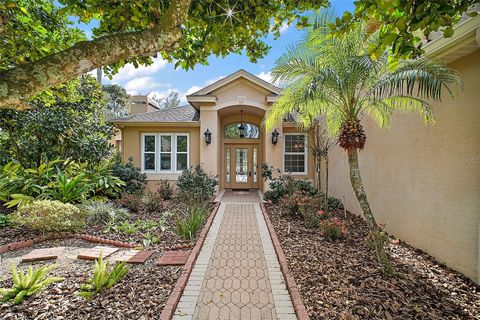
[253,147,257,183]
[226,147,230,183]
[235,148,248,183]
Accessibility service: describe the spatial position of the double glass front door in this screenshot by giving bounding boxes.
[225,144,259,189]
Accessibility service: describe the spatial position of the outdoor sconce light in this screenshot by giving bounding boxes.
[204,128,212,145]
[271,129,279,145]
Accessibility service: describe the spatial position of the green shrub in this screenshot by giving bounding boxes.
[111,154,147,195]
[114,192,144,213]
[175,206,207,240]
[157,179,173,200]
[78,254,128,299]
[142,191,163,213]
[11,200,87,233]
[177,165,217,206]
[0,262,63,305]
[0,160,125,207]
[305,209,330,229]
[142,232,160,247]
[0,213,9,227]
[320,217,347,241]
[80,201,130,225]
[263,175,317,204]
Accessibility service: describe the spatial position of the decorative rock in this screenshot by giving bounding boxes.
[21,247,65,262]
[77,246,119,260]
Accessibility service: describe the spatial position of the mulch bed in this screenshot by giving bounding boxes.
[0,201,214,318]
[265,204,480,319]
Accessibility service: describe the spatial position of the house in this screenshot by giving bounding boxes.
[112,69,314,191]
[327,13,480,284]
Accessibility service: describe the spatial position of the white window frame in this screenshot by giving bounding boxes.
[283,133,307,175]
[141,134,157,172]
[159,134,173,172]
[141,133,189,173]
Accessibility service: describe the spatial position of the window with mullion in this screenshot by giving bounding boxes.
[284,134,306,174]
[175,134,188,172]
[159,134,172,171]
[143,135,156,171]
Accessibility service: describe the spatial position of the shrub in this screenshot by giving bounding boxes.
[0,214,9,227]
[305,209,330,228]
[114,192,144,213]
[111,154,147,195]
[177,165,217,206]
[78,254,128,299]
[263,175,316,204]
[157,179,173,200]
[0,262,63,305]
[142,232,160,247]
[279,192,320,218]
[0,160,125,207]
[320,217,347,241]
[317,191,344,212]
[175,206,207,240]
[80,201,130,225]
[142,191,163,213]
[11,200,87,233]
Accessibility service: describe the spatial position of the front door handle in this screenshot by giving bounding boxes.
[249,171,251,177]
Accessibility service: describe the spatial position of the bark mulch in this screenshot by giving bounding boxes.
[265,204,480,320]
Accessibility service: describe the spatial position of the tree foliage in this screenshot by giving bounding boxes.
[102,84,131,118]
[152,91,181,109]
[0,75,113,167]
[333,0,478,59]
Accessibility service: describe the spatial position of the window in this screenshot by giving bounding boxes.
[142,133,189,173]
[224,123,260,139]
[284,134,306,174]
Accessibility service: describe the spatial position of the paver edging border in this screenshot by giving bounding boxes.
[260,202,310,320]
[159,203,220,320]
[0,232,136,255]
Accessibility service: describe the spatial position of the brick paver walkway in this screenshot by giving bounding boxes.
[175,191,296,320]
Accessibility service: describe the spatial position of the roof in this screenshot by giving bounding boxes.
[111,105,200,123]
[187,69,281,97]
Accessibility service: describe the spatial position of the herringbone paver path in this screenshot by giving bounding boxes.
[174,191,296,320]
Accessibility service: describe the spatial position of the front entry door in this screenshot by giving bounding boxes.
[225,144,259,189]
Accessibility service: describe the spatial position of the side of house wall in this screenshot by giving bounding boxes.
[326,50,480,283]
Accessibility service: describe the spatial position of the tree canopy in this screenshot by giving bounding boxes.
[153,91,182,109]
[102,84,131,118]
[0,75,113,167]
[0,0,476,109]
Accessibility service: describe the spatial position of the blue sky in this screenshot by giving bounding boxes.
[79,0,355,102]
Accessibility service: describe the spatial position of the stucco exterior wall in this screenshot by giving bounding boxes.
[121,125,200,189]
[326,50,480,283]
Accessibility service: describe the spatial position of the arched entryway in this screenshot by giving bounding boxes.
[219,105,265,190]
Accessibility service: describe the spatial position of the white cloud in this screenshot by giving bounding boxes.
[186,86,202,96]
[256,71,273,83]
[124,76,171,94]
[279,22,290,34]
[112,56,168,82]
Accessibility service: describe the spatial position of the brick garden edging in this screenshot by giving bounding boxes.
[260,203,310,320]
[159,203,220,320]
[0,232,136,255]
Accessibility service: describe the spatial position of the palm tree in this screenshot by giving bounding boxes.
[265,16,462,274]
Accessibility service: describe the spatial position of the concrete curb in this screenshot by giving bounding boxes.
[260,203,310,320]
[159,203,220,320]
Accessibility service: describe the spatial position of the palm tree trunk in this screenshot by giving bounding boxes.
[346,147,392,275]
[324,154,329,213]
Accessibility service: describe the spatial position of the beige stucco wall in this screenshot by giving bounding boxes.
[326,50,480,283]
[120,125,200,190]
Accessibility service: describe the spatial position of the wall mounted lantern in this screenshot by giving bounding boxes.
[271,129,279,145]
[204,128,212,145]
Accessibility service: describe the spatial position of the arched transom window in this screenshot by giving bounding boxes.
[224,123,260,139]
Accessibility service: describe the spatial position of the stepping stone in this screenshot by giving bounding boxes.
[156,250,191,266]
[77,246,119,260]
[114,250,154,264]
[21,247,65,263]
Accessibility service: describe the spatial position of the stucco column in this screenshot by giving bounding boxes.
[264,124,284,190]
[200,109,220,177]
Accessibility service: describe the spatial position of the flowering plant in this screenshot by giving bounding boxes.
[279,191,316,217]
[319,217,347,241]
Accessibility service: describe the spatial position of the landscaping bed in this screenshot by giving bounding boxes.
[265,204,480,319]
[0,238,181,319]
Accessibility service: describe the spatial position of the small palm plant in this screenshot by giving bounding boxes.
[78,254,128,298]
[265,13,462,274]
[0,262,63,304]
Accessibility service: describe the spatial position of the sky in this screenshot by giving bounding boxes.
[79,0,355,103]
